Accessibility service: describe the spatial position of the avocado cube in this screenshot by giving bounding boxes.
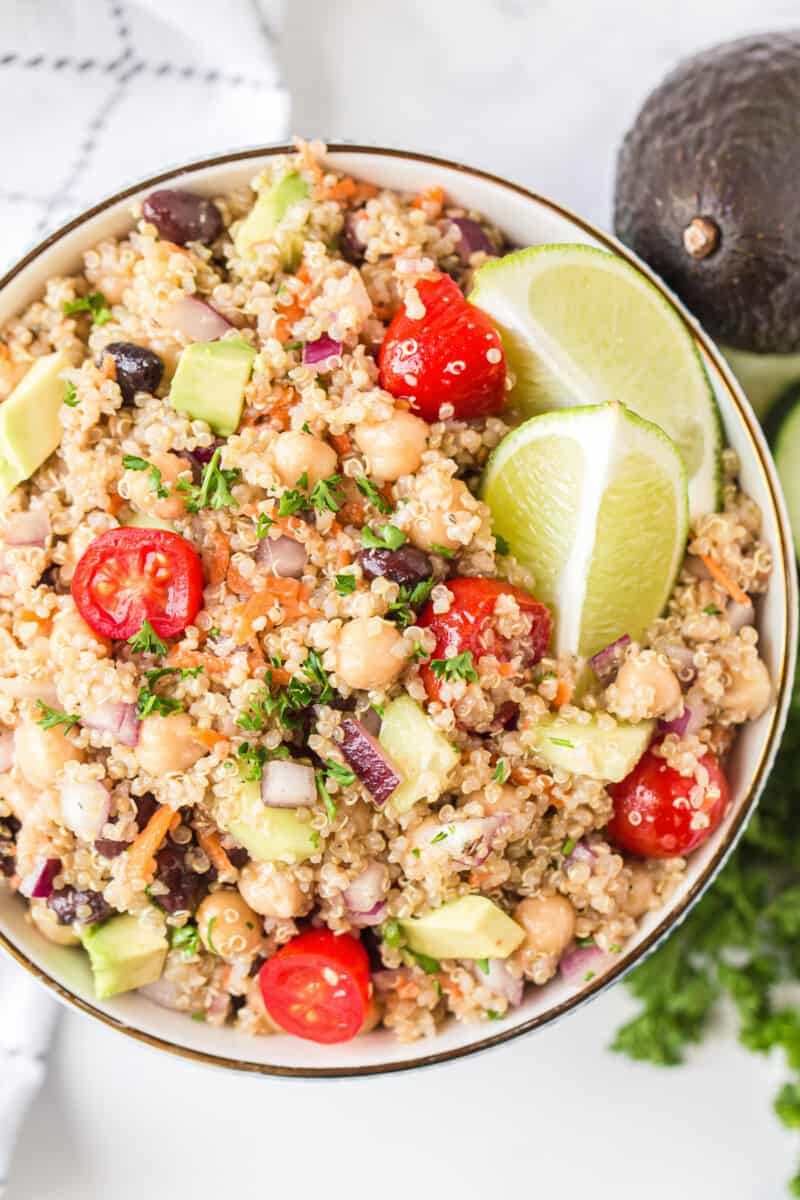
[400,896,525,961]
[0,351,71,499]
[169,337,255,436]
[81,913,168,1000]
[526,713,654,783]
[225,781,319,864]
[378,695,459,814]
[234,172,310,262]
[125,511,175,532]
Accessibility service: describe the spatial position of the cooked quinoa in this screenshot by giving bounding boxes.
[0,140,773,1043]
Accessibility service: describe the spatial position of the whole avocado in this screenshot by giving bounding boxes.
[614,32,800,354]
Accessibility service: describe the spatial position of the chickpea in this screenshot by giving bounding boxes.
[274,431,337,488]
[123,450,190,522]
[607,651,682,721]
[0,772,37,821]
[30,899,80,947]
[335,617,410,691]
[51,604,110,658]
[354,411,428,481]
[514,894,576,958]
[135,714,205,775]
[720,654,771,720]
[238,861,310,919]
[408,477,475,553]
[625,863,655,919]
[196,890,261,960]
[15,719,83,789]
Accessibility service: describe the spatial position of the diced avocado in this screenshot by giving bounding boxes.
[400,896,524,961]
[169,337,255,436]
[526,713,654,783]
[125,511,175,532]
[81,913,167,1000]
[0,351,71,499]
[234,172,310,264]
[378,695,459,814]
[225,780,319,864]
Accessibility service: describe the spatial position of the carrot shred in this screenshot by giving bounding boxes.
[322,176,357,202]
[197,829,235,875]
[554,677,573,708]
[203,529,230,587]
[227,557,256,597]
[700,553,749,607]
[412,185,445,217]
[235,578,317,642]
[351,181,379,204]
[329,431,353,458]
[191,728,230,755]
[107,492,124,517]
[168,646,228,675]
[126,804,175,881]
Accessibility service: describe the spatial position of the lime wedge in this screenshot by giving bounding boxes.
[470,244,720,518]
[481,403,688,658]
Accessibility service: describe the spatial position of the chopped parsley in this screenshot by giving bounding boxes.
[122,454,169,499]
[583,971,596,982]
[386,577,435,629]
[205,916,219,955]
[476,958,490,975]
[256,513,274,539]
[429,650,478,684]
[429,543,455,559]
[408,949,440,975]
[308,473,344,514]
[62,291,112,325]
[315,770,337,822]
[430,829,449,845]
[236,741,289,782]
[494,533,510,556]
[177,447,240,513]
[63,381,79,407]
[335,572,356,596]
[561,837,577,856]
[549,736,574,749]
[127,618,168,657]
[703,604,722,616]
[361,523,407,552]
[323,758,356,788]
[355,476,391,514]
[487,1009,502,1021]
[301,421,312,433]
[36,701,79,732]
[136,666,203,718]
[277,485,308,517]
[170,923,200,956]
[410,642,430,663]
[492,759,510,784]
[382,920,402,947]
[236,652,333,733]
[576,937,596,948]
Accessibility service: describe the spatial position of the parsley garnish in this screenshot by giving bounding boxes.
[361,523,407,551]
[549,736,574,748]
[492,759,509,784]
[583,971,596,982]
[62,291,112,325]
[177,447,240,513]
[308,473,344,513]
[410,642,429,663]
[355,476,391,514]
[315,770,337,822]
[323,758,356,788]
[476,958,490,974]
[487,1009,502,1020]
[408,950,440,975]
[63,381,79,407]
[335,573,356,596]
[127,618,168,657]
[430,650,478,684]
[236,741,289,781]
[703,604,722,616]
[256,513,274,539]
[494,533,510,556]
[561,837,576,856]
[576,937,596,948]
[430,829,449,844]
[386,577,435,629]
[236,652,333,733]
[206,916,219,954]
[301,421,312,433]
[136,666,203,718]
[171,923,200,956]
[382,920,402,947]
[430,543,455,559]
[277,486,308,517]
[36,701,79,732]
[122,453,169,499]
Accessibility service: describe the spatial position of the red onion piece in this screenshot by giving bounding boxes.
[684,555,711,580]
[727,599,755,633]
[340,718,402,805]
[566,839,597,866]
[343,860,386,914]
[471,958,523,1006]
[60,780,111,841]
[3,509,50,547]
[659,696,708,739]
[372,968,412,992]
[19,856,61,899]
[0,730,14,772]
[82,702,140,748]
[261,760,316,808]
[255,534,308,579]
[559,944,612,985]
[415,815,509,868]
[94,837,129,858]
[658,706,691,738]
[360,707,382,737]
[348,900,388,928]
[449,217,495,264]
[161,295,232,342]
[588,634,630,683]
[661,642,697,686]
[302,335,342,366]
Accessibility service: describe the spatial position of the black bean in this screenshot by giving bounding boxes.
[153,844,213,915]
[339,212,366,263]
[225,845,249,869]
[142,189,223,247]
[134,793,159,829]
[103,342,164,404]
[48,887,111,926]
[94,837,129,859]
[2,815,20,837]
[0,844,15,878]
[358,545,433,587]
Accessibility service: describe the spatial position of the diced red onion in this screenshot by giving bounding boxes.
[727,599,755,633]
[559,944,612,985]
[449,217,495,264]
[188,440,223,467]
[60,780,111,841]
[416,815,509,868]
[343,860,387,915]
[82,702,140,748]
[588,634,630,683]
[684,555,711,580]
[659,696,708,739]
[360,707,382,737]
[661,642,697,686]
[340,718,402,805]
[302,335,342,366]
[372,968,412,992]
[19,856,61,899]
[161,295,232,342]
[348,900,388,928]
[566,839,596,866]
[470,958,523,1006]
[3,509,50,547]
[94,837,128,858]
[138,978,182,1010]
[0,730,14,773]
[261,760,316,808]
[255,534,307,579]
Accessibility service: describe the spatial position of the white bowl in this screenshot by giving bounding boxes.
[0,145,795,1076]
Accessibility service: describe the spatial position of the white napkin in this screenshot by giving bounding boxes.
[0,0,289,1187]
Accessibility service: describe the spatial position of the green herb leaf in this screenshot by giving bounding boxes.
[323,758,356,788]
[429,650,478,684]
[335,572,356,596]
[492,759,509,784]
[256,513,274,539]
[429,543,455,559]
[63,381,79,407]
[171,923,200,956]
[549,736,574,748]
[308,473,344,513]
[361,523,407,552]
[476,957,489,974]
[277,486,308,517]
[177,447,240,513]
[355,476,391,514]
[36,701,80,732]
[382,919,402,947]
[315,770,337,822]
[703,604,722,616]
[63,291,112,325]
[385,577,435,629]
[127,618,168,657]
[561,837,576,856]
[494,533,510,556]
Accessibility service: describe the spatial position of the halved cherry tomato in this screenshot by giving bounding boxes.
[607,747,729,858]
[259,929,371,1044]
[379,274,506,421]
[72,527,203,640]
[418,577,551,704]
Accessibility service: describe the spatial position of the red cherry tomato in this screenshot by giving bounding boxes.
[259,929,371,1044]
[379,274,506,421]
[71,527,203,640]
[418,577,551,703]
[607,747,729,858]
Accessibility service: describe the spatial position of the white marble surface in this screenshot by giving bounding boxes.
[7,2,800,1196]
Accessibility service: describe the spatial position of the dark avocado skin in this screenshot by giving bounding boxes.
[614,32,800,355]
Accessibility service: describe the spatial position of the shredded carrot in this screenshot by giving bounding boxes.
[496,662,515,679]
[197,829,235,875]
[322,176,357,202]
[412,184,445,217]
[191,727,231,756]
[329,431,353,458]
[203,529,230,587]
[336,546,352,569]
[274,514,308,539]
[235,578,317,642]
[107,492,124,517]
[554,677,573,708]
[351,180,379,204]
[396,979,422,1001]
[167,645,228,675]
[700,553,749,607]
[126,804,175,881]
[227,557,256,597]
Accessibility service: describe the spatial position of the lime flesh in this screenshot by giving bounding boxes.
[482,403,688,658]
[471,244,720,518]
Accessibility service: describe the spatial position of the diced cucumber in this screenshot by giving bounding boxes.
[125,511,175,532]
[224,780,319,864]
[378,695,459,814]
[526,713,654,783]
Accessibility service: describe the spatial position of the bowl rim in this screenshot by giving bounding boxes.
[0,141,795,1078]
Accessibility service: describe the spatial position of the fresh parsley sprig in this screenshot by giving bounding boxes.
[429,650,478,684]
[355,476,391,514]
[122,454,169,499]
[361,524,407,551]
[62,291,112,325]
[177,447,240,513]
[127,619,168,657]
[36,701,80,732]
[385,577,434,629]
[136,665,203,718]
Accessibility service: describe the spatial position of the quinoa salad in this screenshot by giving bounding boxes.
[0,141,774,1045]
